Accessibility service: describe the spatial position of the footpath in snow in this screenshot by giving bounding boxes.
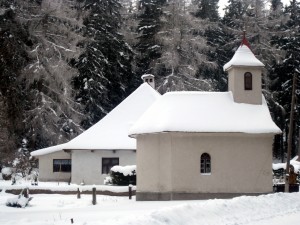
[0,190,300,225]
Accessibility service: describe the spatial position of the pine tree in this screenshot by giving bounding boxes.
[0,3,30,166]
[0,0,85,155]
[268,0,284,30]
[20,0,84,149]
[119,0,140,91]
[222,0,247,29]
[201,25,235,91]
[193,0,219,22]
[153,0,216,92]
[135,0,166,76]
[191,0,232,91]
[269,0,300,159]
[271,0,283,15]
[73,0,134,129]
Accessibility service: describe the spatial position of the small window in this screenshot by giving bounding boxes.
[200,153,211,174]
[102,157,119,174]
[150,79,153,82]
[244,72,252,90]
[53,159,71,172]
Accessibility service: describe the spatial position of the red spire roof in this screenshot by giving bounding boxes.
[241,30,251,49]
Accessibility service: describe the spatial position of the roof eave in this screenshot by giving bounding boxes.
[63,148,136,151]
[129,130,281,137]
[224,64,265,72]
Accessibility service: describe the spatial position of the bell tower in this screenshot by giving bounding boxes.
[223,33,264,105]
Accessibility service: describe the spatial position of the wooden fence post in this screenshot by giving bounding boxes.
[23,188,29,198]
[77,188,81,199]
[92,187,96,205]
[128,184,132,200]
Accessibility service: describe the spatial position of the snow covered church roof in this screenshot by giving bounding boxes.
[223,41,264,71]
[129,91,281,136]
[31,83,161,156]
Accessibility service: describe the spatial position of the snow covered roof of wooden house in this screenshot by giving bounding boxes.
[31,83,161,156]
[128,91,281,136]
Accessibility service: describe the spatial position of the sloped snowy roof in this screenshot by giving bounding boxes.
[223,45,264,71]
[31,83,161,156]
[31,144,69,157]
[129,91,281,136]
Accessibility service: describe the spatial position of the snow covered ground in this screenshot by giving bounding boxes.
[0,179,135,193]
[1,189,300,225]
[1,177,300,225]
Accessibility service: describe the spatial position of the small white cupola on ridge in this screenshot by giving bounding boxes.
[141,74,155,89]
[224,32,264,105]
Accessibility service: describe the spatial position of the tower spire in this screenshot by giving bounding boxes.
[241,29,251,49]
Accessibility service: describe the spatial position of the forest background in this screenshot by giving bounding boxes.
[0,0,299,173]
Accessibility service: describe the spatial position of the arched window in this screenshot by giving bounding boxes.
[200,153,211,174]
[244,72,252,90]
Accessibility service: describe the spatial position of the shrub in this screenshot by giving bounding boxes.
[6,188,32,208]
[1,167,13,180]
[109,165,136,186]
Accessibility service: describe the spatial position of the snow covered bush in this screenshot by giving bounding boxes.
[6,188,32,208]
[108,165,136,186]
[1,167,13,180]
[13,139,32,177]
[6,196,31,208]
[30,169,39,185]
[103,176,112,185]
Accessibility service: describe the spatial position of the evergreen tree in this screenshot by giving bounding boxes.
[154,0,216,92]
[21,0,84,149]
[201,24,235,91]
[193,0,219,22]
[191,0,231,91]
[0,0,84,156]
[222,0,247,29]
[135,0,166,76]
[268,0,284,28]
[269,0,300,159]
[271,0,284,14]
[0,3,30,166]
[74,0,134,129]
[119,0,140,91]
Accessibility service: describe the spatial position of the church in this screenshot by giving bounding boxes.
[129,35,281,201]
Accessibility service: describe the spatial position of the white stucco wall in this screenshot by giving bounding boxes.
[137,132,273,196]
[71,150,136,185]
[228,67,262,105]
[136,135,172,192]
[37,151,71,182]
